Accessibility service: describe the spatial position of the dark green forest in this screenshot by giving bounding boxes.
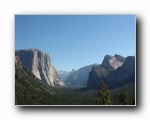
[16,77,135,105]
[15,56,135,105]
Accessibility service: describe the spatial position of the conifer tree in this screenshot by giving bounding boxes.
[117,80,129,105]
[97,80,111,105]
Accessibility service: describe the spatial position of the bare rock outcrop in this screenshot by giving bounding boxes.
[15,49,65,87]
[101,54,125,71]
[87,55,135,90]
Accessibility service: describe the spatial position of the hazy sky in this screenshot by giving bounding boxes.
[15,15,135,71]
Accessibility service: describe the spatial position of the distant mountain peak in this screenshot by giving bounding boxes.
[65,64,95,87]
[57,69,76,81]
[87,55,135,90]
[104,55,113,59]
[121,56,135,74]
[101,54,125,70]
[114,54,126,62]
[71,69,76,72]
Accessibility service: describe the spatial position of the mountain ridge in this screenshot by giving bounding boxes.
[87,55,135,89]
[101,54,126,71]
[65,64,98,87]
[58,69,76,81]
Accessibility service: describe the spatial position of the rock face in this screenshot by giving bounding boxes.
[65,64,95,87]
[105,56,135,89]
[15,49,65,87]
[63,54,127,88]
[86,65,108,89]
[87,55,135,89]
[15,54,59,105]
[101,54,125,71]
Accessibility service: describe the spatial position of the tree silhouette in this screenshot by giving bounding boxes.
[97,80,111,105]
[117,80,129,105]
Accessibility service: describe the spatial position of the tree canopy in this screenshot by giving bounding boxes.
[97,80,112,105]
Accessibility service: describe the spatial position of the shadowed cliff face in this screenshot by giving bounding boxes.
[87,55,135,90]
[15,49,65,87]
[105,56,135,89]
[86,65,108,89]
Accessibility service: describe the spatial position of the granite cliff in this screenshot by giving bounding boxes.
[15,54,59,105]
[101,54,125,71]
[15,49,65,87]
[87,55,135,89]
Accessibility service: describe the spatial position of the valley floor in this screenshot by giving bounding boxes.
[15,84,135,105]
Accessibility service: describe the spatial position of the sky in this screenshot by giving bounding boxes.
[15,15,135,71]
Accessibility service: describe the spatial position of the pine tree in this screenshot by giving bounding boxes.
[97,80,111,105]
[117,88,129,105]
[117,80,129,105]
